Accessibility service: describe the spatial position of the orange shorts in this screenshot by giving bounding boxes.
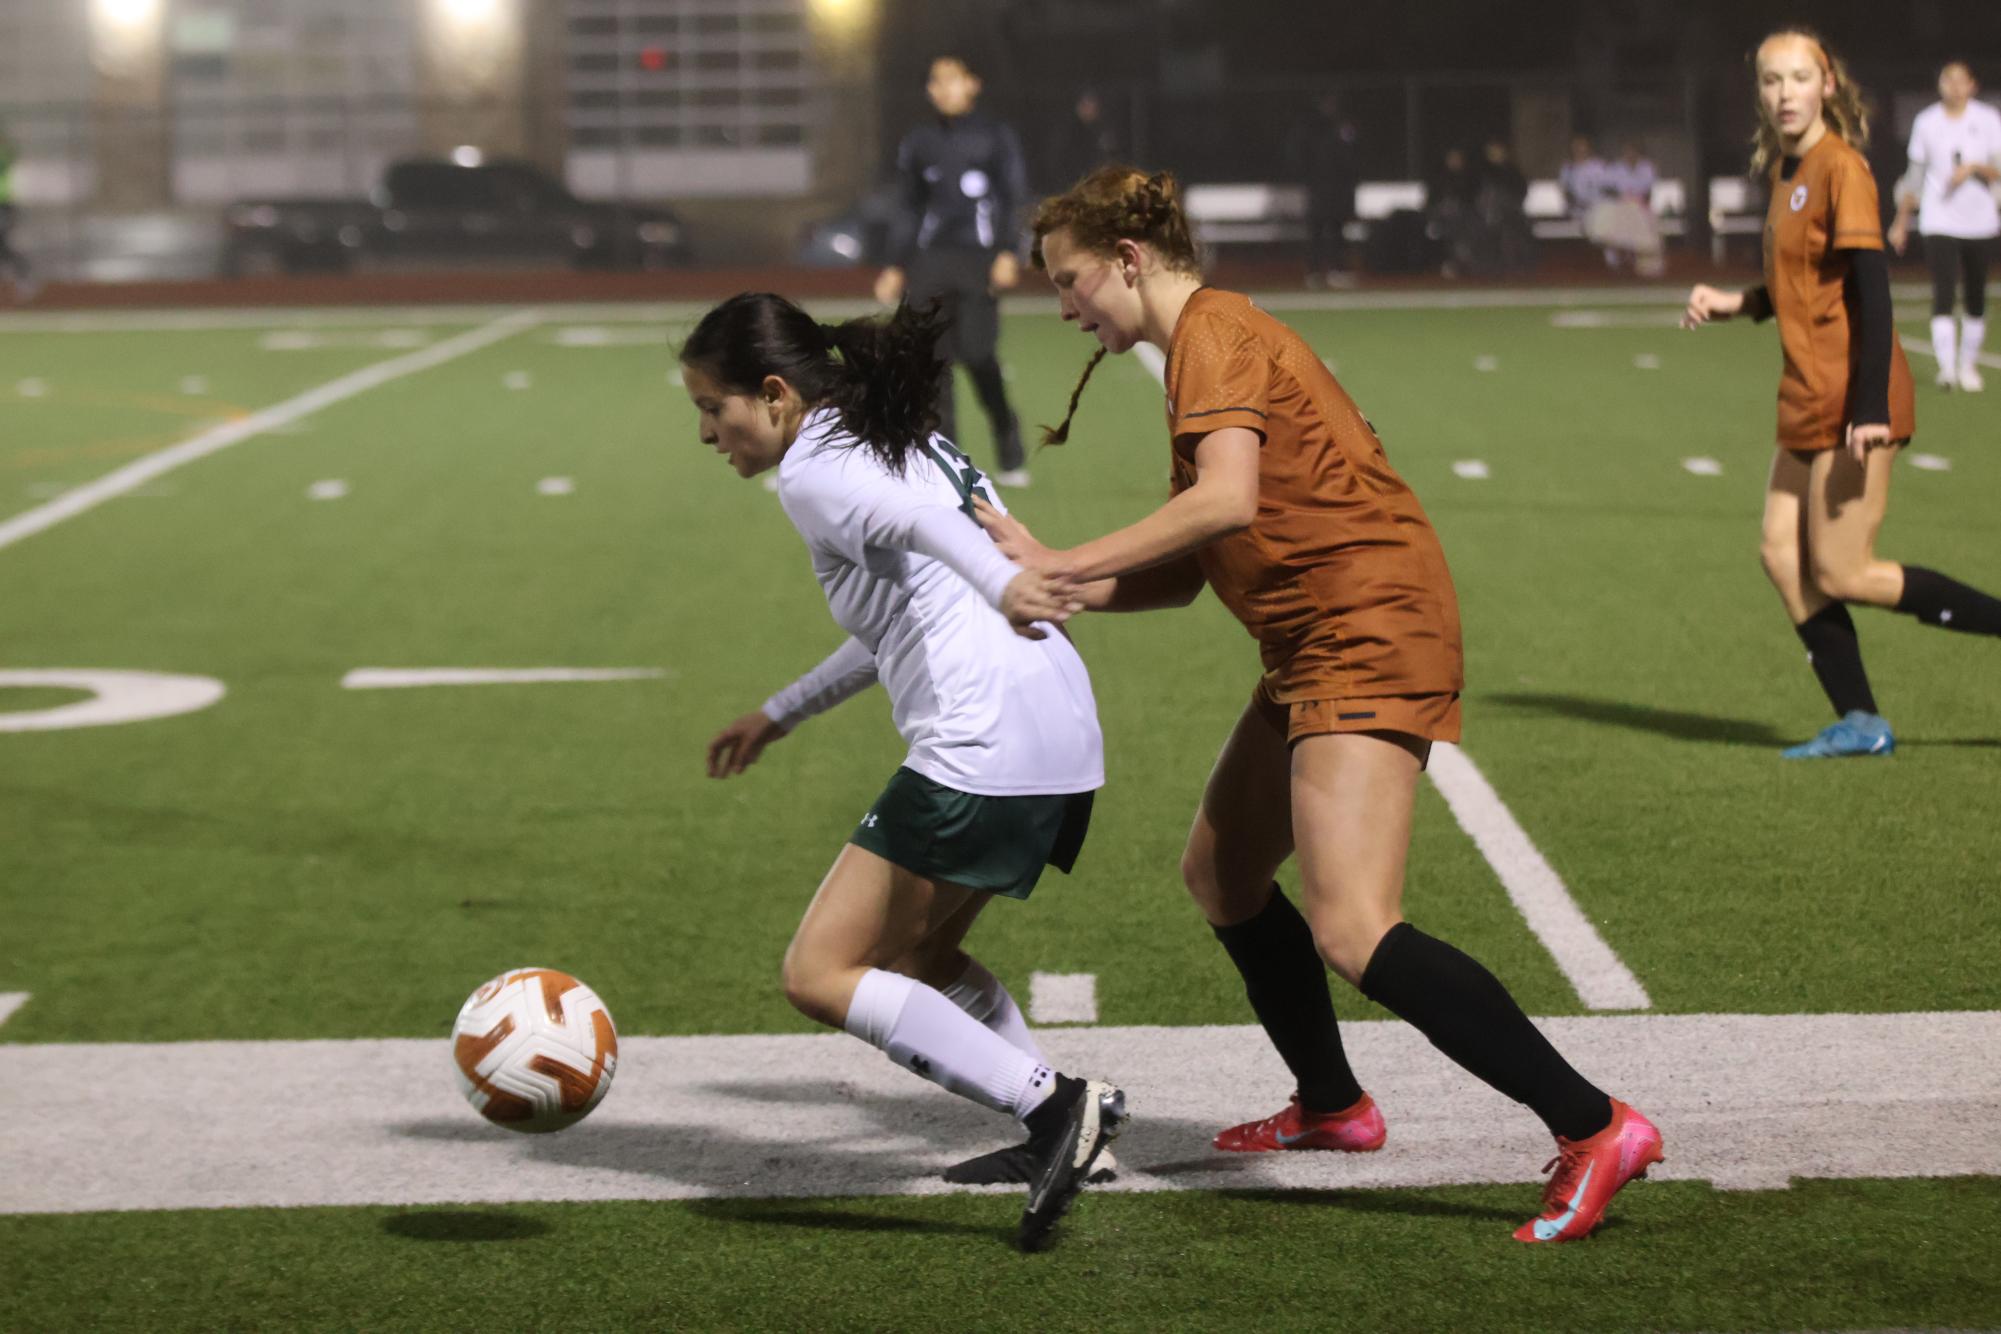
[1250,679,1462,763]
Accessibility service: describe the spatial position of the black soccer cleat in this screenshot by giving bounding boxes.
[1016,1079,1128,1252]
[943,1141,1118,1187]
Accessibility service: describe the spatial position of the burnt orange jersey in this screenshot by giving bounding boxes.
[1763,133,1917,451]
[1162,287,1462,699]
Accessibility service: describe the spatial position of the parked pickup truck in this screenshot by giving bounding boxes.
[222,157,692,276]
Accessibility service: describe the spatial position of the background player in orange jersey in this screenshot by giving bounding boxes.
[1684,29,2001,759]
[975,165,1661,1244]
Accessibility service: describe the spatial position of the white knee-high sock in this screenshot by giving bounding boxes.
[1961,317,1986,372]
[940,958,1048,1064]
[1933,315,1959,376]
[845,968,1057,1121]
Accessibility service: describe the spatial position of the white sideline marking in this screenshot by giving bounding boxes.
[550,325,669,347]
[1633,353,1662,370]
[1550,311,1683,329]
[1427,744,1650,1011]
[1902,332,2001,371]
[1451,460,1490,479]
[1907,453,1952,472]
[1135,335,1638,1009]
[3,1010,1992,1214]
[0,670,226,732]
[341,668,666,690]
[0,994,26,1028]
[1473,354,1499,372]
[306,479,348,501]
[537,476,574,496]
[0,286,1954,337]
[0,311,537,556]
[258,329,432,352]
[1028,973,1098,1025]
[1682,457,1724,476]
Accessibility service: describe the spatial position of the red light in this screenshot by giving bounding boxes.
[639,45,668,71]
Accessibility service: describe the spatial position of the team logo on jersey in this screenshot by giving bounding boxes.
[1789,184,1809,212]
[959,169,991,199]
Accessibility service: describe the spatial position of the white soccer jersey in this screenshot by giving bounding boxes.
[762,408,1103,798]
[1906,100,2001,239]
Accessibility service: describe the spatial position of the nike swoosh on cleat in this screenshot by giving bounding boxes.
[1274,1129,1312,1146]
[1532,1161,1595,1242]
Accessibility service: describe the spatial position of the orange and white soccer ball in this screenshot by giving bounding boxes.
[451,968,619,1133]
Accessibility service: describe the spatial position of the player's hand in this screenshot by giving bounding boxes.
[1888,218,1911,255]
[1845,421,1893,465]
[971,495,1061,572]
[1681,284,1744,329]
[989,252,1020,293]
[706,709,789,778]
[1947,163,1976,192]
[873,267,906,308]
[999,569,1085,640]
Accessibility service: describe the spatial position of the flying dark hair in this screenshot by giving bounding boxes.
[679,292,948,473]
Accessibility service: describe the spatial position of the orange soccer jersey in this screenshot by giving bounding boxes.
[1162,287,1463,703]
[1763,132,1917,451]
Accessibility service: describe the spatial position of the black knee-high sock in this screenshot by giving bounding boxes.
[1211,885,1365,1113]
[1898,565,2001,637]
[965,359,1024,472]
[1794,603,1879,717]
[1360,923,1612,1141]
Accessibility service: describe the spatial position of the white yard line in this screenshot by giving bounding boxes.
[1426,745,1651,1010]
[0,284,1950,337]
[0,994,27,1028]
[3,1010,1992,1214]
[1900,332,2001,371]
[1136,337,1645,1010]
[341,668,666,689]
[1028,973,1098,1025]
[0,311,538,555]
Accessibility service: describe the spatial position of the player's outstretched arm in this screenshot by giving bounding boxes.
[1682,284,1751,329]
[706,710,790,779]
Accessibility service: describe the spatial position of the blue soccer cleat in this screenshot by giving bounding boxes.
[1781,711,1895,759]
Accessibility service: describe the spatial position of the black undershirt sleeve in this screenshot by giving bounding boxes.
[1844,247,1893,427]
[1741,285,1775,322]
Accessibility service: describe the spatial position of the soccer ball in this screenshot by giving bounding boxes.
[450,967,619,1133]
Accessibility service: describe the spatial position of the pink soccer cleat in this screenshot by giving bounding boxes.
[1513,1099,1664,1243]
[1213,1092,1387,1153]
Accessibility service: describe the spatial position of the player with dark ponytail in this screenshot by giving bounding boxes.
[684,291,1125,1251]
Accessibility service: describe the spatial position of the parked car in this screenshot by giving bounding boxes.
[222,156,692,276]
[795,182,903,267]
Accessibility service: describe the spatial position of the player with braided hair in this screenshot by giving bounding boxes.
[977,164,1661,1244]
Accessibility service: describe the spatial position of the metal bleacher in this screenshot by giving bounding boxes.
[1183,177,1764,262]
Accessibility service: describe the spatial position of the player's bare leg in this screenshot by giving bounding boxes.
[1288,730,1655,1241]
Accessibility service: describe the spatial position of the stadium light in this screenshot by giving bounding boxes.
[810,0,870,32]
[438,0,500,24]
[93,0,159,31]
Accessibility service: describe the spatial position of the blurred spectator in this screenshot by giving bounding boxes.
[1288,93,1361,287]
[1478,138,1534,274]
[0,123,32,301]
[1047,89,1123,194]
[874,56,1032,485]
[1590,140,1665,276]
[1559,135,1609,219]
[1427,146,1482,277]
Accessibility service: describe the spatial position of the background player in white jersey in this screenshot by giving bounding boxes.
[683,293,1124,1250]
[1890,61,2001,392]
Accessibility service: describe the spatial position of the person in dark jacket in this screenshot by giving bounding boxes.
[1289,94,1361,286]
[874,56,1033,486]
